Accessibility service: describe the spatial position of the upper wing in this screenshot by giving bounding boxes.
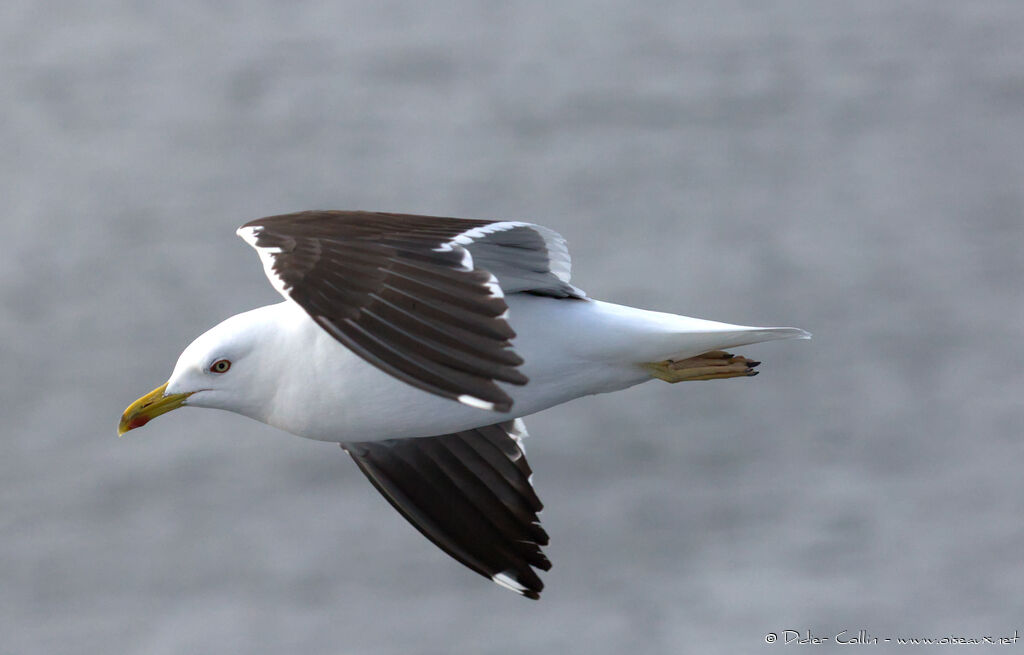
[238,211,585,412]
[341,419,549,599]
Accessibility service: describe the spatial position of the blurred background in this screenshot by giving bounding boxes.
[3,1,1023,653]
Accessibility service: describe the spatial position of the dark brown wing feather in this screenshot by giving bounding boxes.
[239,211,559,411]
[342,420,549,599]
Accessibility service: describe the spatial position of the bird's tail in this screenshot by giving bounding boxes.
[649,322,810,363]
[636,312,809,382]
[572,300,810,372]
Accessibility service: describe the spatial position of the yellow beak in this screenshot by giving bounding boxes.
[118,383,193,436]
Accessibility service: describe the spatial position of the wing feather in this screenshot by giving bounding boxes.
[238,210,584,411]
[342,420,548,598]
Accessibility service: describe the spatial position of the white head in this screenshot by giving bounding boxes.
[119,306,286,435]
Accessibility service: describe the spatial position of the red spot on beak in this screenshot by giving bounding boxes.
[128,416,150,430]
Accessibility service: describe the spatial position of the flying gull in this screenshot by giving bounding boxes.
[119,210,809,599]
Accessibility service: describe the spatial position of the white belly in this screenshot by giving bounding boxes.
[258,295,651,441]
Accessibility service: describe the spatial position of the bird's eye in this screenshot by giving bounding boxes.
[210,359,231,373]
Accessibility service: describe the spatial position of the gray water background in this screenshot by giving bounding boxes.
[3,2,1023,653]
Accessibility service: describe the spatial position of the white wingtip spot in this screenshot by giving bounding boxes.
[484,273,504,299]
[457,395,496,411]
[492,572,528,595]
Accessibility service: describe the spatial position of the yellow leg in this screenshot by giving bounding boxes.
[643,350,761,383]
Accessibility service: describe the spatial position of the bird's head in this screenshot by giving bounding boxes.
[118,309,277,436]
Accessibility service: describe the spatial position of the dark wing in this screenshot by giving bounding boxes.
[341,419,549,599]
[238,211,585,412]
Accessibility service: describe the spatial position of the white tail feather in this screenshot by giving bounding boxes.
[549,300,810,364]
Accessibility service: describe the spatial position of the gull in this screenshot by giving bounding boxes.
[119,210,809,598]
